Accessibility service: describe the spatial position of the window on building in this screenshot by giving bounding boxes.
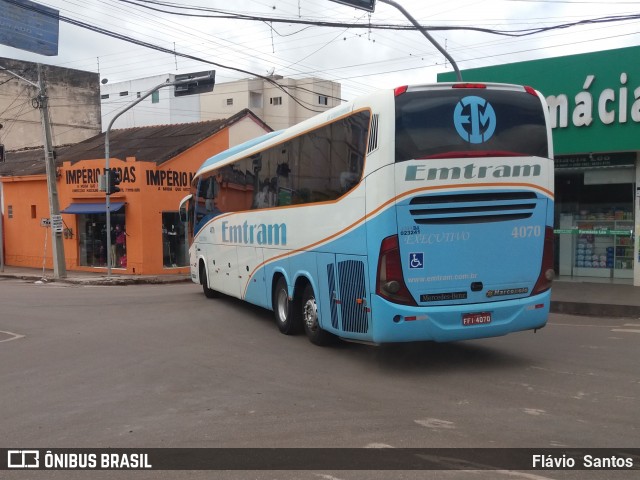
[137,92,141,98]
[162,212,187,268]
[250,92,263,109]
[226,98,234,106]
[119,91,128,96]
[31,205,36,219]
[318,95,328,105]
[77,210,126,268]
[151,91,160,104]
[270,96,282,106]
[8,205,13,219]
[100,94,109,100]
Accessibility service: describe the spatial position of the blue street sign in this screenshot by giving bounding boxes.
[0,0,59,56]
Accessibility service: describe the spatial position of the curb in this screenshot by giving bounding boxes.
[550,301,640,319]
[0,273,191,286]
[4,272,640,318]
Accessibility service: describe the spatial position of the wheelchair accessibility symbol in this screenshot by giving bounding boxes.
[409,252,424,269]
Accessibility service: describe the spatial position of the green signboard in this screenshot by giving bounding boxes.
[555,152,636,169]
[553,228,632,236]
[438,46,640,156]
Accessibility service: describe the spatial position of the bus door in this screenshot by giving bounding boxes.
[316,253,371,340]
[208,243,241,298]
[238,246,266,305]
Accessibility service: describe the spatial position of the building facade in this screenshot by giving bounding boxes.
[101,74,341,132]
[0,110,271,275]
[438,45,640,286]
[0,57,101,151]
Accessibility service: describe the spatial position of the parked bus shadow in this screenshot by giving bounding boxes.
[343,339,532,373]
[197,291,533,373]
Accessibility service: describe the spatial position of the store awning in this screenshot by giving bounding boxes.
[60,202,125,214]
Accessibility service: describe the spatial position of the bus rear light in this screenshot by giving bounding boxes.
[394,85,408,97]
[376,235,417,306]
[532,226,555,295]
[524,86,537,96]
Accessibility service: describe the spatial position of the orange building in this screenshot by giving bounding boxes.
[0,110,271,275]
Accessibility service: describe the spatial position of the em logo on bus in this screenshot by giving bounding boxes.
[453,96,496,144]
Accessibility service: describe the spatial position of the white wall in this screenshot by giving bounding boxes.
[101,74,201,131]
[228,116,272,148]
[100,75,341,132]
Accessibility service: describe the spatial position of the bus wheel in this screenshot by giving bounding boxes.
[273,277,300,335]
[200,263,218,299]
[301,283,333,346]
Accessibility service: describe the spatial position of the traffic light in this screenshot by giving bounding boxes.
[107,168,122,195]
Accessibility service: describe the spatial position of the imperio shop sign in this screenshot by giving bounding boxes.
[64,166,139,193]
[146,169,195,192]
[64,166,194,193]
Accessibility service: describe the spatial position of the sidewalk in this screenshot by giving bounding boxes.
[551,278,640,318]
[1,266,640,318]
[0,265,190,286]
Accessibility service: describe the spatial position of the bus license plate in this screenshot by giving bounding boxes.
[462,312,492,326]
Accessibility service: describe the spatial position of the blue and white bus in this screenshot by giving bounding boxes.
[181,82,554,345]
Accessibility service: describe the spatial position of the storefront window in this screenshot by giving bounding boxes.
[77,211,126,268]
[555,170,635,279]
[162,212,187,268]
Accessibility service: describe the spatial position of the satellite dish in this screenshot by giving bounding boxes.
[101,78,108,84]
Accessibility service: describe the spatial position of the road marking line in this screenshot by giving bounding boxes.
[414,418,456,430]
[414,455,557,480]
[549,322,616,328]
[0,330,25,343]
[611,329,640,334]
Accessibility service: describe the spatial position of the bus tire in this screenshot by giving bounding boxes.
[273,276,301,335]
[200,263,219,299]
[301,283,333,346]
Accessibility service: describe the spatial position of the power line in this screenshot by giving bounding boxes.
[4,0,329,113]
[113,0,640,37]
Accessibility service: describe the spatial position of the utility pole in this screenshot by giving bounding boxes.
[37,64,66,278]
[0,63,66,278]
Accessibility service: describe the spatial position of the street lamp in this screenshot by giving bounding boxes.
[104,72,215,276]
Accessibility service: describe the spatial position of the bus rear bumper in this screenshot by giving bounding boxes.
[369,291,550,343]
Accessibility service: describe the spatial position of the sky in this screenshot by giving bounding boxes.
[1,0,640,102]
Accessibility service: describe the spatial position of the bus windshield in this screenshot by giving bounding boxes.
[395,88,549,162]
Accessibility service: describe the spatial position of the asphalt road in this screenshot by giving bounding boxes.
[0,278,638,480]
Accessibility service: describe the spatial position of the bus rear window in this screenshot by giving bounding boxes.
[395,89,549,162]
